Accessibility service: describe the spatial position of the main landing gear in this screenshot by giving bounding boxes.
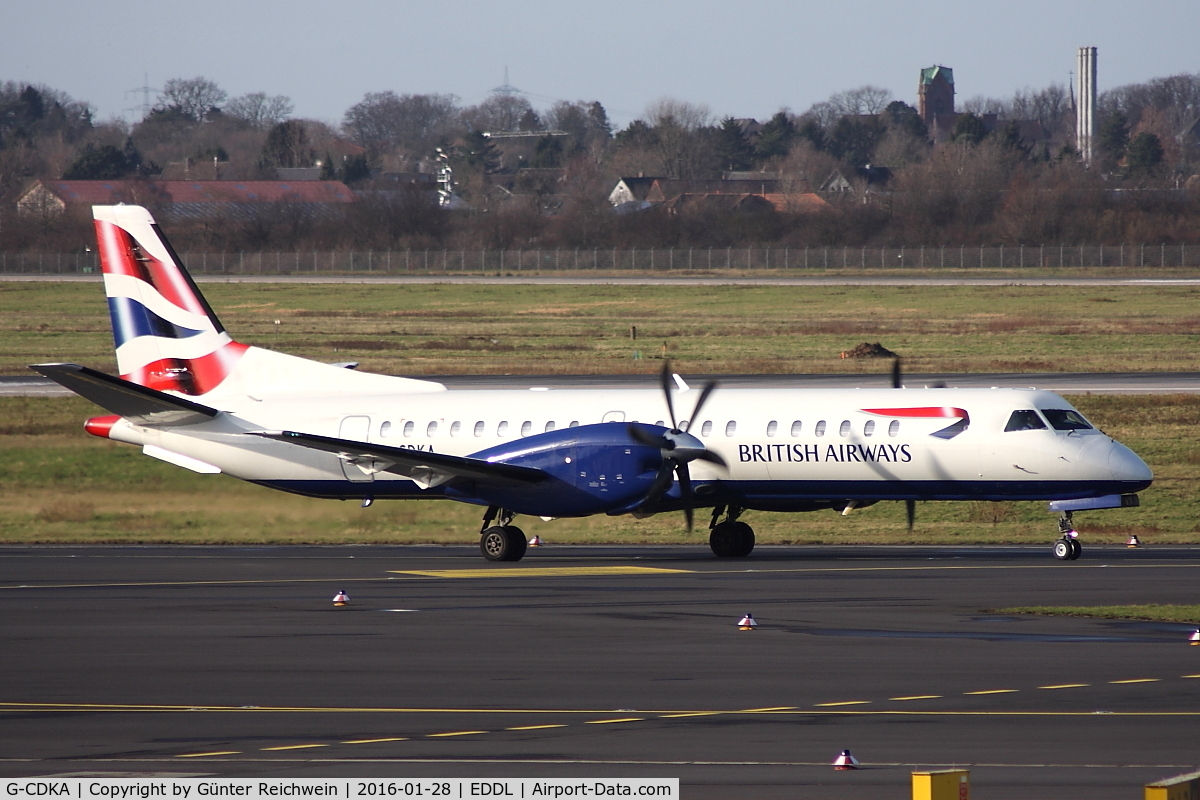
[480,506,527,562]
[709,505,755,558]
[1053,512,1081,561]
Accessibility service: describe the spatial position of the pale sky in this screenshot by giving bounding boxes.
[4,0,1198,129]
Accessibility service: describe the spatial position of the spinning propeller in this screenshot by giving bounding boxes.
[628,363,727,530]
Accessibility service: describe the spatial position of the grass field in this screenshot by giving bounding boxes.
[993,606,1200,624]
[4,280,1200,376]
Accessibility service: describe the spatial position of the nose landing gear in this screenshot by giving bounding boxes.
[1053,512,1081,561]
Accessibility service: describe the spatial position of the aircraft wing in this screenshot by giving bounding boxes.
[30,363,218,426]
[254,430,548,490]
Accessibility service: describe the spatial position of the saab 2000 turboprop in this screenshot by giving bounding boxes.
[32,205,1153,562]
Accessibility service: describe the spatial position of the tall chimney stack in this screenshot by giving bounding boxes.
[1076,46,1097,165]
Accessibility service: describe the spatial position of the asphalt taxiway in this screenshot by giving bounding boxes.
[2,544,1199,798]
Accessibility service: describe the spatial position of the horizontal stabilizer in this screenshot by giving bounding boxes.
[254,430,547,490]
[29,363,218,425]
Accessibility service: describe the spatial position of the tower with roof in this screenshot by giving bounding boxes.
[918,65,955,128]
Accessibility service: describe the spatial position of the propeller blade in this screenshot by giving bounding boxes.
[697,450,728,468]
[644,460,677,505]
[687,380,719,428]
[627,423,667,449]
[905,499,916,531]
[892,358,903,389]
[677,461,693,531]
[659,361,677,430]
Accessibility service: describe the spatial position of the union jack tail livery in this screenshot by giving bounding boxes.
[95,205,247,396]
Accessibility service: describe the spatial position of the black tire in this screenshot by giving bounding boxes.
[711,521,754,558]
[1052,538,1072,560]
[709,522,738,557]
[481,526,511,561]
[732,521,755,557]
[503,526,527,561]
[1068,538,1082,560]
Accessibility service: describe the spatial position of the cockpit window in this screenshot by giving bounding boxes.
[1041,409,1093,431]
[1005,410,1047,432]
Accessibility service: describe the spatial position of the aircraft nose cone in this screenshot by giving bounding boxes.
[1108,440,1153,485]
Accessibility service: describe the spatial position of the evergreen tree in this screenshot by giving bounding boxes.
[754,112,797,160]
[714,117,754,171]
[341,153,371,184]
[319,152,337,180]
[1125,131,1164,175]
[951,112,988,145]
[1098,112,1131,163]
[62,139,142,179]
[459,130,500,173]
[883,100,927,139]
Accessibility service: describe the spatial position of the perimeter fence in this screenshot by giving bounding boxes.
[4,243,1200,275]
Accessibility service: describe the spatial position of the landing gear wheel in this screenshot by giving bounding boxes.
[481,527,509,561]
[1068,538,1081,560]
[481,526,527,562]
[710,521,754,558]
[1053,538,1072,561]
[503,525,527,561]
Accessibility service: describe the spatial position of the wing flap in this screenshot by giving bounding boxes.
[29,363,218,426]
[254,430,547,489]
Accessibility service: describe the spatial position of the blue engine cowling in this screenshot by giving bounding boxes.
[442,422,668,517]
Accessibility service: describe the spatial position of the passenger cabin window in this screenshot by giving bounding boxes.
[864,420,875,437]
[888,420,900,437]
[1041,409,1093,431]
[497,421,509,436]
[839,420,851,437]
[790,420,802,437]
[426,421,438,437]
[520,421,532,437]
[544,421,556,433]
[815,420,827,437]
[380,421,392,438]
[701,420,713,437]
[1005,410,1047,432]
[725,421,737,437]
[450,421,461,437]
[473,421,484,437]
[766,420,778,437]
[403,421,415,437]
[569,420,580,428]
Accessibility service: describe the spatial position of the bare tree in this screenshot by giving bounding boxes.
[461,94,534,133]
[226,92,294,129]
[961,95,1005,115]
[643,97,713,179]
[342,91,460,160]
[158,77,227,122]
[828,86,894,116]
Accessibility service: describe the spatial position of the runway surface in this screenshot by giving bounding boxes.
[4,371,1200,396]
[3,543,1199,798]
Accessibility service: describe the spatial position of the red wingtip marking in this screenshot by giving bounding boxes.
[84,415,121,438]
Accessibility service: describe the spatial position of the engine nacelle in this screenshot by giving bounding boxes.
[443,422,667,517]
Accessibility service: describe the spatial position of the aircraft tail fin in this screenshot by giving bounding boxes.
[94,204,248,397]
[92,205,445,401]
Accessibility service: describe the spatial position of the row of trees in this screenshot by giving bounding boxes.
[2,72,1200,253]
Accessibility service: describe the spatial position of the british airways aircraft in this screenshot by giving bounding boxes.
[33,205,1152,562]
